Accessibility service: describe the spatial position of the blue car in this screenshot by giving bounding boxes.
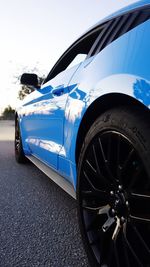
[15,1,150,266]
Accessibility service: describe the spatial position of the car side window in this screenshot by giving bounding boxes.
[94,7,150,56]
[44,28,101,83]
[44,6,150,85]
[66,53,87,70]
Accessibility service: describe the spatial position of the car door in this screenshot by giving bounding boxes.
[21,28,101,171]
[21,65,81,169]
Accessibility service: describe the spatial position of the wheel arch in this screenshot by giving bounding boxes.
[75,93,149,165]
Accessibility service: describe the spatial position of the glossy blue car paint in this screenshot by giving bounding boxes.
[17,1,150,193]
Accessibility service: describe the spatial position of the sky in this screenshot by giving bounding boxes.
[0,0,137,114]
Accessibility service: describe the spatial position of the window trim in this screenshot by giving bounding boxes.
[44,26,104,83]
[95,7,150,56]
[44,4,150,84]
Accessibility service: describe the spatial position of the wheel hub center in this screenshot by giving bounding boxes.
[110,185,129,219]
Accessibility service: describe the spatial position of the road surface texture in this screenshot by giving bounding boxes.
[0,121,88,267]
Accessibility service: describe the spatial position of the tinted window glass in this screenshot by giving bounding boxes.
[95,7,150,55]
[44,28,101,83]
[66,53,87,69]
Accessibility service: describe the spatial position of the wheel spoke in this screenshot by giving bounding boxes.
[122,233,131,267]
[116,134,122,183]
[83,170,98,191]
[92,144,101,175]
[107,240,114,266]
[127,164,143,190]
[114,241,120,267]
[85,159,97,174]
[131,225,150,255]
[107,132,112,165]
[130,215,150,223]
[85,215,99,232]
[83,170,108,199]
[119,148,134,178]
[92,144,112,188]
[79,129,150,267]
[81,189,107,200]
[82,205,102,212]
[85,154,112,189]
[123,224,143,266]
[89,236,100,246]
[15,122,21,153]
[98,204,110,216]
[98,137,117,185]
[129,192,150,222]
[15,138,20,152]
[83,204,110,213]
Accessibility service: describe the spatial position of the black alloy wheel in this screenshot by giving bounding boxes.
[77,107,150,267]
[15,118,26,163]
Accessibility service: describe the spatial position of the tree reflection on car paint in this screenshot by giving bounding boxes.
[133,79,150,106]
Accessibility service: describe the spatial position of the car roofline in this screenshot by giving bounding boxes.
[44,1,150,84]
[81,1,150,40]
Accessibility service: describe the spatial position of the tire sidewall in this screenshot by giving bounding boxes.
[15,119,26,163]
[77,107,150,266]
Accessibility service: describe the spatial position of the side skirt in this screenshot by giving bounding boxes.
[26,155,76,200]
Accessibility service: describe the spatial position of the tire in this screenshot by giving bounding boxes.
[77,106,150,267]
[15,118,27,163]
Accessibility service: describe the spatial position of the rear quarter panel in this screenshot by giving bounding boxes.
[61,18,150,188]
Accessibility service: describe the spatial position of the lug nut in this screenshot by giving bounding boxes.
[120,216,126,224]
[111,209,116,216]
[126,201,129,207]
[110,191,114,196]
[118,185,123,191]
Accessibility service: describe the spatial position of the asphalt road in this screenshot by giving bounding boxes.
[0,121,88,267]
